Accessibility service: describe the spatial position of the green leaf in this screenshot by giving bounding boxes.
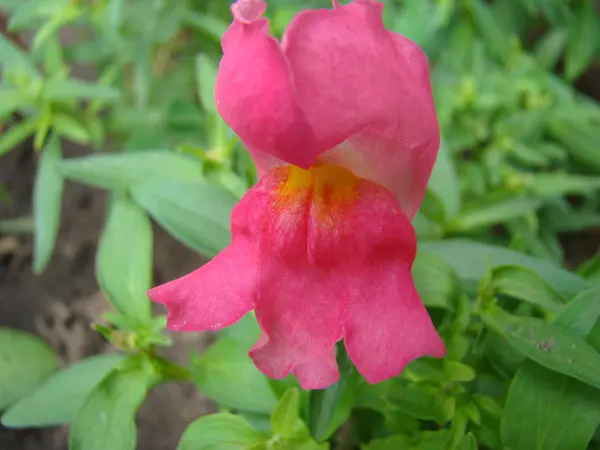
[483,307,600,390]
[528,173,600,197]
[177,413,265,450]
[184,12,228,41]
[190,338,277,414]
[565,0,600,81]
[386,383,455,424]
[52,113,91,144]
[271,388,304,439]
[0,89,26,119]
[44,78,121,101]
[428,141,461,219]
[365,435,411,450]
[96,194,152,324]
[420,240,589,298]
[59,151,205,191]
[0,33,39,77]
[0,117,38,157]
[132,180,235,257]
[501,290,600,450]
[547,120,600,171]
[502,362,600,450]
[69,356,158,450]
[32,135,64,274]
[491,265,565,313]
[459,433,478,450]
[1,354,125,427]
[467,0,511,61]
[534,28,567,70]
[449,198,542,232]
[0,328,57,410]
[308,347,359,441]
[195,53,217,113]
[413,252,457,310]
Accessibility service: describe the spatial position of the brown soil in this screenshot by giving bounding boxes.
[0,143,215,450]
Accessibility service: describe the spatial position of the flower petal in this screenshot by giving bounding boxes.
[342,196,446,383]
[215,3,317,168]
[281,0,439,217]
[147,237,256,331]
[147,185,265,331]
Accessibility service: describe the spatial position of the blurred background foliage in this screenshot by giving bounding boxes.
[1,0,600,449]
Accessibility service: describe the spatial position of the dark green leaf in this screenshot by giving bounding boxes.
[484,308,600,390]
[132,180,235,257]
[548,120,600,171]
[69,356,158,450]
[190,338,277,414]
[386,383,455,424]
[365,435,411,450]
[60,151,204,191]
[420,240,589,298]
[491,265,565,313]
[96,194,152,323]
[468,0,511,60]
[1,354,125,427]
[177,413,265,450]
[534,28,567,70]
[502,362,600,450]
[565,0,600,81]
[0,328,57,410]
[32,135,64,274]
[460,433,478,450]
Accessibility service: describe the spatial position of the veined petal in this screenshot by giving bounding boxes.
[281,0,439,217]
[215,3,317,168]
[341,186,446,382]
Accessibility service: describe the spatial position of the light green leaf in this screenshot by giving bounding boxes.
[184,12,228,41]
[534,28,567,70]
[190,338,278,414]
[428,141,461,219]
[449,198,542,232]
[0,89,26,118]
[0,328,57,410]
[468,0,511,60]
[548,120,600,171]
[565,0,600,81]
[52,113,91,144]
[195,53,217,113]
[365,435,411,450]
[96,194,152,324]
[459,433,478,450]
[555,288,600,340]
[59,151,204,191]
[420,240,589,298]
[32,136,64,274]
[0,117,38,157]
[69,356,158,450]
[2,354,125,427]
[484,307,600,390]
[491,265,565,313]
[0,33,39,77]
[528,173,600,197]
[177,413,265,450]
[271,388,305,440]
[413,252,457,310]
[132,180,235,257]
[44,78,121,101]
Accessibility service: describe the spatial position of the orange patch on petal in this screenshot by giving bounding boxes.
[275,164,358,228]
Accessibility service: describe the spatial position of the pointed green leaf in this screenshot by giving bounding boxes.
[33,136,64,274]
[132,180,235,257]
[565,0,600,81]
[96,194,152,324]
[69,356,158,450]
[0,117,38,157]
[2,354,125,427]
[44,78,121,102]
[60,151,205,191]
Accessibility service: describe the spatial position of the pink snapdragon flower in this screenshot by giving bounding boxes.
[148,0,445,389]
